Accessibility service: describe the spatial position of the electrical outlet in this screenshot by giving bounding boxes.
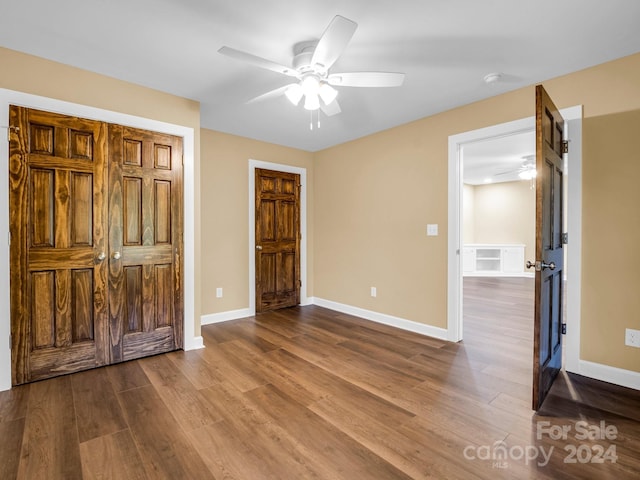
[370,287,377,298]
[625,328,640,348]
[216,287,223,298]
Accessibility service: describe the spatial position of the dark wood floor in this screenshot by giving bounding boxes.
[1,277,639,479]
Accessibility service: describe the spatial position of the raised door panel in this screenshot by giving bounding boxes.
[123,177,143,246]
[154,180,172,245]
[9,106,109,385]
[71,269,94,342]
[30,271,55,349]
[29,169,55,248]
[70,173,93,247]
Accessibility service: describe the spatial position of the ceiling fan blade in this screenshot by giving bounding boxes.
[218,46,298,77]
[494,170,518,176]
[328,72,405,87]
[320,99,341,117]
[246,84,296,104]
[311,15,357,71]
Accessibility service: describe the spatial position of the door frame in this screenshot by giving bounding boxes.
[248,159,309,315]
[0,88,199,391]
[447,105,583,374]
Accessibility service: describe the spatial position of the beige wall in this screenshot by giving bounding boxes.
[469,181,536,264]
[200,130,314,316]
[313,90,534,327]
[0,47,203,334]
[3,44,640,374]
[314,52,640,373]
[582,110,640,371]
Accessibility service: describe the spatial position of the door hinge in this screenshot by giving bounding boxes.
[561,232,568,245]
[3,125,20,142]
[561,323,567,335]
[298,280,302,287]
[562,140,569,154]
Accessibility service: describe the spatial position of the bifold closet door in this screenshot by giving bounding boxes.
[9,107,184,385]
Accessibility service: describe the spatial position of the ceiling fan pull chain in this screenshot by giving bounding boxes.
[309,110,313,130]
[317,110,321,129]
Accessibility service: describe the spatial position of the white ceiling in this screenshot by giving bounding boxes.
[463,131,535,185]
[2,1,640,152]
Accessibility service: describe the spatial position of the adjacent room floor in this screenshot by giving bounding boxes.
[1,278,639,479]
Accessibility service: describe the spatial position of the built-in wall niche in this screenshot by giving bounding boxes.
[462,180,535,273]
[463,244,530,277]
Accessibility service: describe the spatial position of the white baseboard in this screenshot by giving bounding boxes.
[199,298,315,327]
[312,297,449,341]
[200,308,253,326]
[463,272,535,278]
[567,360,640,391]
[184,335,204,351]
[300,296,315,306]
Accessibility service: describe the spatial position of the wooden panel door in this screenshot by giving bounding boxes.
[108,125,183,362]
[255,169,300,313]
[9,106,109,385]
[532,85,565,410]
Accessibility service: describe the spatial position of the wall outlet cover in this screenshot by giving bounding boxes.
[625,328,640,348]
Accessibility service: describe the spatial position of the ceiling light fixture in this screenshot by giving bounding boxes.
[518,165,537,180]
[284,84,303,105]
[483,72,503,85]
[285,74,338,111]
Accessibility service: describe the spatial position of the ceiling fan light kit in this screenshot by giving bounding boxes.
[285,83,304,105]
[518,166,537,180]
[218,14,405,122]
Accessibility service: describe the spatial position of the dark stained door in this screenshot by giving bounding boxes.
[532,85,566,410]
[9,106,109,384]
[108,125,184,362]
[255,168,300,313]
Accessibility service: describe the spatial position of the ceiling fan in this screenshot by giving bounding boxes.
[495,155,537,180]
[218,15,405,118]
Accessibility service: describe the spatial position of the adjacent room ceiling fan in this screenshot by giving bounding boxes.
[218,15,405,118]
[496,155,537,180]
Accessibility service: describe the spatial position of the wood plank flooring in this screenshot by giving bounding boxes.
[1,277,639,479]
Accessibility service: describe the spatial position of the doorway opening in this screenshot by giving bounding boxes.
[447,107,583,385]
[460,129,537,391]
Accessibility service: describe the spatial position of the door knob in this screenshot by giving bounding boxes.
[96,251,106,262]
[112,251,121,260]
[256,245,263,250]
[526,260,555,271]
